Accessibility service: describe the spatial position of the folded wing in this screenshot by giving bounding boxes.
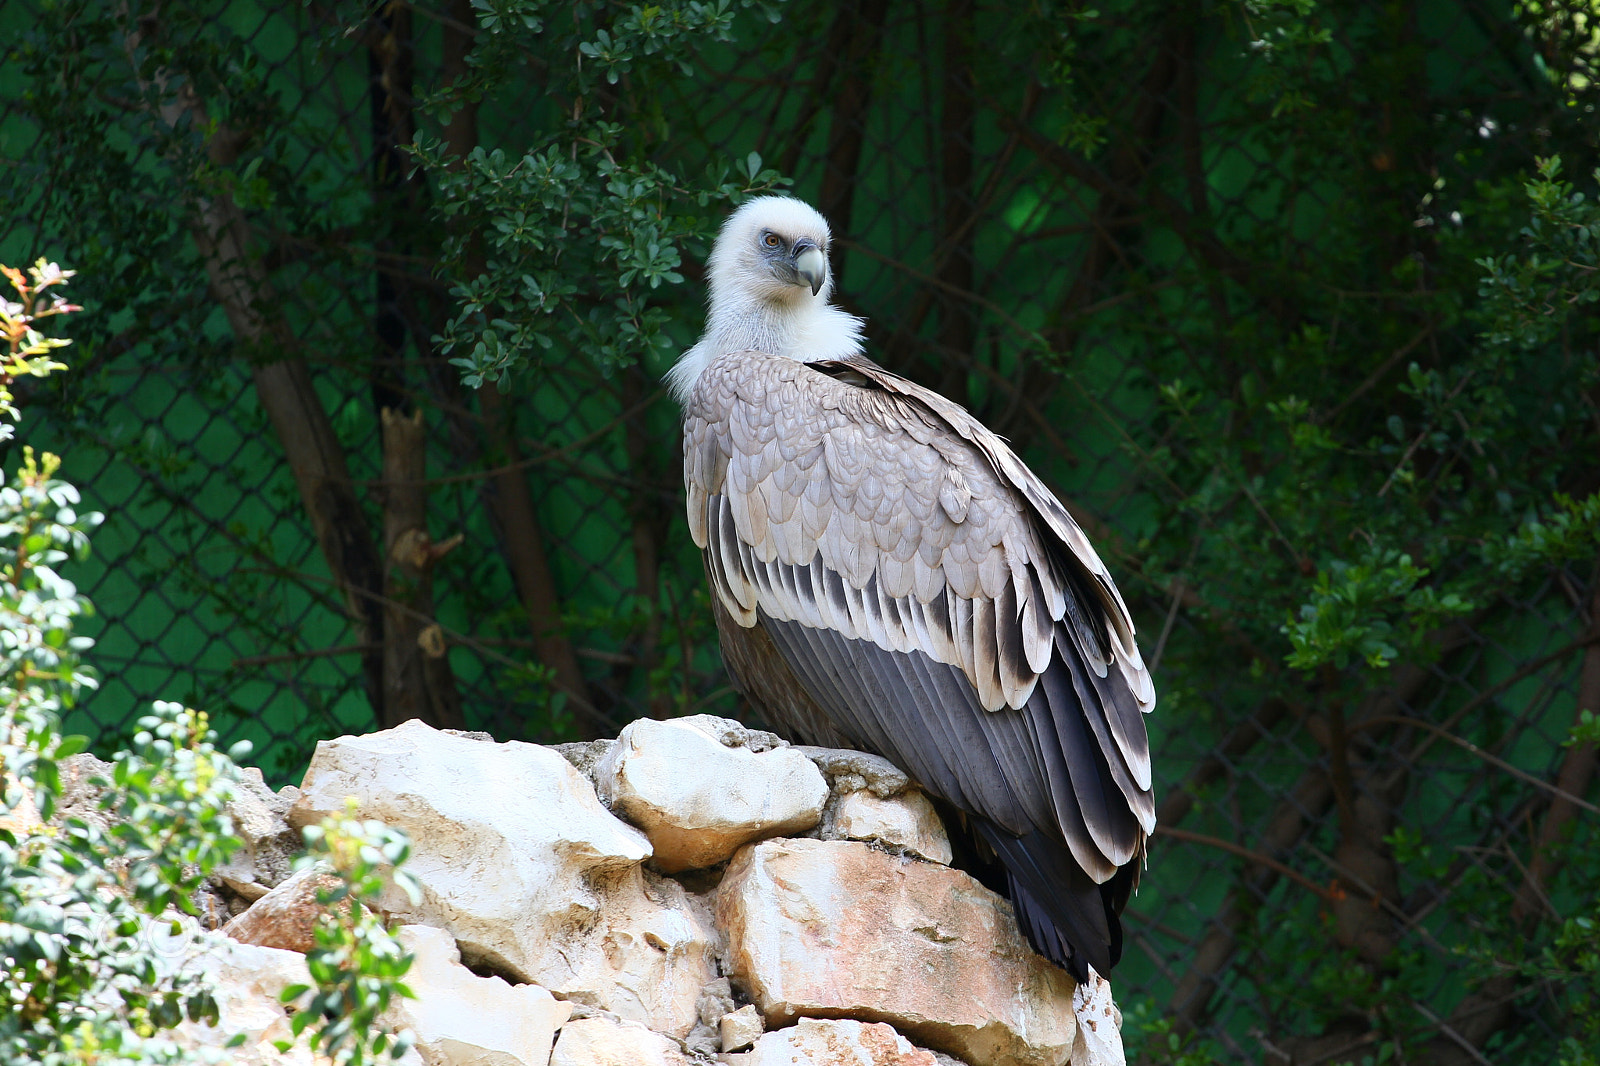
[684,350,1156,975]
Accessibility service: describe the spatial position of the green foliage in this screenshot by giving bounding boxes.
[416,0,792,385]
[0,261,102,826]
[1442,718,1600,1066]
[0,260,79,436]
[1144,146,1600,693]
[1534,905,1600,1066]
[0,261,416,1063]
[102,705,252,918]
[1282,551,1472,671]
[1102,1,1600,1046]
[277,800,419,1066]
[0,261,245,1060]
[1477,157,1600,352]
[2,702,256,1060]
[1568,709,1600,749]
[1511,716,1600,1064]
[1236,0,1335,116]
[0,444,102,821]
[1485,490,1600,581]
[1123,1000,1227,1066]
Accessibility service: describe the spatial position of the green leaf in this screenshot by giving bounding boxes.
[53,734,88,758]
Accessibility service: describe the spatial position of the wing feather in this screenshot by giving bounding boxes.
[994,578,1035,710]
[878,583,912,653]
[950,666,1055,829]
[775,615,971,811]
[714,497,757,619]
[814,355,1155,712]
[971,594,1004,712]
[979,824,1119,978]
[1020,565,1054,675]
[950,593,978,680]
[1027,681,1121,882]
[687,481,709,548]
[926,593,961,666]
[1037,663,1141,867]
[880,642,1036,829]
[978,539,1008,600]
[743,475,770,553]
[1057,629,1156,826]
[764,612,1034,833]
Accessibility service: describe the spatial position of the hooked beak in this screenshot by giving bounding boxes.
[793,240,826,296]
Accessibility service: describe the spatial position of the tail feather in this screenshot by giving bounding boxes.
[975,821,1127,982]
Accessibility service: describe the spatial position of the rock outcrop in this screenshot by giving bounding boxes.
[720,1004,765,1052]
[191,715,1124,1066]
[730,1018,940,1065]
[221,863,346,953]
[171,936,405,1066]
[550,1016,689,1066]
[289,720,717,1037]
[595,715,829,872]
[386,924,572,1066]
[823,789,952,864]
[717,838,1078,1066]
[212,765,302,902]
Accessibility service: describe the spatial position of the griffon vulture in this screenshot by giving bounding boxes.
[668,196,1155,981]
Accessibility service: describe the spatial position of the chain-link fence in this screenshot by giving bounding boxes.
[3,1,1597,1061]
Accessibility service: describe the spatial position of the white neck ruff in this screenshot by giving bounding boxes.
[667,293,864,405]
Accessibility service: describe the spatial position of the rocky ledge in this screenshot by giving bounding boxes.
[172,715,1127,1066]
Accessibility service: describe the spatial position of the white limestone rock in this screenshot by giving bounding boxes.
[794,746,911,798]
[1072,970,1128,1066]
[548,1016,688,1066]
[550,866,718,1037]
[825,789,952,865]
[179,939,311,1064]
[290,719,716,1037]
[727,1018,937,1065]
[720,1004,764,1053]
[666,714,787,752]
[384,924,571,1066]
[213,765,301,901]
[554,739,616,790]
[0,777,41,836]
[595,716,827,873]
[717,838,1077,1066]
[686,976,737,1058]
[172,935,418,1065]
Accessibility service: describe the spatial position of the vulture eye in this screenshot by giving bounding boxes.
[762,232,782,249]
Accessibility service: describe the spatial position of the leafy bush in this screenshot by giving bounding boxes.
[0,260,416,1063]
[278,800,420,1065]
[0,259,245,1060]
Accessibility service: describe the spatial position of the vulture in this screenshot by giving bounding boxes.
[667,196,1155,981]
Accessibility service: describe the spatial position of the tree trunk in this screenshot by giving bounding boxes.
[377,407,465,728]
[478,383,605,736]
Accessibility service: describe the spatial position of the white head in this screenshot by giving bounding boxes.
[707,195,836,307]
[667,196,864,404]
